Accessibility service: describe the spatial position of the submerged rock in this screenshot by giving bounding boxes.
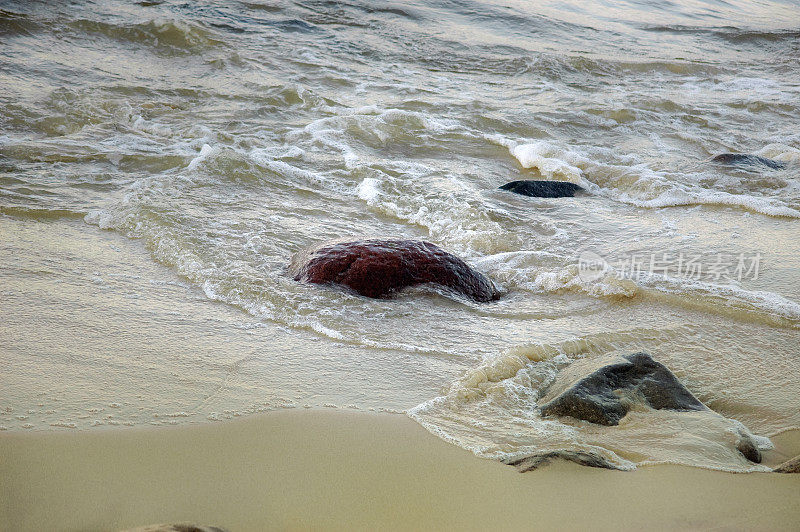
[539,352,705,426]
[290,239,500,302]
[505,450,621,472]
[499,180,584,198]
[736,435,762,464]
[712,153,786,169]
[121,525,229,532]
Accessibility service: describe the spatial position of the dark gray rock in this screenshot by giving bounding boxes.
[773,455,800,473]
[712,153,786,169]
[539,352,706,426]
[736,435,762,464]
[505,450,621,472]
[499,180,584,198]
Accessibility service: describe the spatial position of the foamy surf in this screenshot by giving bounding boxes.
[408,331,781,472]
[489,135,800,218]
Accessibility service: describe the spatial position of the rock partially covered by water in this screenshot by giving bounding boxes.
[290,239,500,302]
[736,435,762,464]
[712,153,786,169]
[537,352,764,465]
[505,450,621,472]
[539,352,706,426]
[121,525,229,532]
[499,180,584,198]
[773,456,800,473]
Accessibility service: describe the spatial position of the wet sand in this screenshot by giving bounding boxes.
[2,410,798,531]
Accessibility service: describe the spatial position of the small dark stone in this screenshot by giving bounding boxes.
[505,450,621,472]
[499,180,584,198]
[712,153,786,170]
[736,435,762,463]
[290,239,500,302]
[773,455,800,473]
[539,352,706,426]
[121,525,229,532]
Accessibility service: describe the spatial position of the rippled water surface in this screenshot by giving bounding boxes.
[1,0,799,471]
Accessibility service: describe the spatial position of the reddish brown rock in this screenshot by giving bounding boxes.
[290,239,500,302]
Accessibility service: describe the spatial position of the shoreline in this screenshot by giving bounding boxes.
[2,409,799,531]
[3,1,800,530]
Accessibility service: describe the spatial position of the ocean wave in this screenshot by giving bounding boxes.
[259,105,530,255]
[434,328,687,400]
[67,18,222,54]
[642,24,800,43]
[83,174,479,357]
[413,51,726,83]
[475,251,638,298]
[620,188,800,218]
[756,143,800,164]
[641,275,800,325]
[293,106,468,169]
[0,205,87,221]
[475,248,799,325]
[489,135,800,218]
[255,84,332,110]
[525,53,724,79]
[0,9,39,36]
[355,173,521,256]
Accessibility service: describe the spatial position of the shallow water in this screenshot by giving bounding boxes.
[1,0,799,471]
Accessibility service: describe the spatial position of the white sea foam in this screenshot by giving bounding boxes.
[356,177,381,202]
[489,134,800,218]
[641,274,800,322]
[495,138,586,182]
[250,156,341,192]
[757,143,800,163]
[408,332,776,472]
[472,248,800,325]
[186,143,219,171]
[131,114,174,138]
[476,251,638,298]
[620,187,800,218]
[351,162,522,256]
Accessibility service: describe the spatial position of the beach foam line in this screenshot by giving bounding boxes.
[488,134,800,218]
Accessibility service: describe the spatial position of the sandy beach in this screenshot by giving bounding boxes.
[1,197,799,532]
[2,410,799,531]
